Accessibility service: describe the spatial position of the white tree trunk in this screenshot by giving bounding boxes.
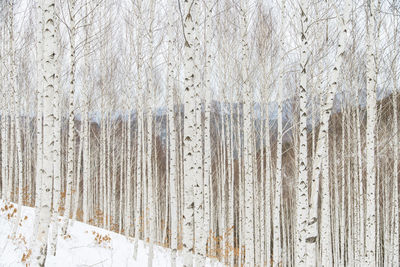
[320,126,331,267]
[307,2,350,266]
[9,1,24,240]
[0,17,8,202]
[167,1,178,265]
[82,0,91,225]
[274,0,286,264]
[203,1,212,261]
[147,1,156,265]
[32,0,58,264]
[355,89,364,267]
[182,0,200,265]
[100,102,106,227]
[32,0,44,241]
[133,0,144,259]
[296,1,309,266]
[106,115,112,229]
[125,112,132,234]
[62,0,76,235]
[48,38,61,255]
[365,0,377,265]
[266,112,273,267]
[391,24,399,266]
[239,0,255,265]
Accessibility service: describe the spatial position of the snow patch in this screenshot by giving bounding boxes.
[0,200,222,267]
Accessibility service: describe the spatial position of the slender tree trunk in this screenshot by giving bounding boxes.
[274,1,286,264]
[133,0,144,259]
[296,1,309,266]
[48,38,61,255]
[82,0,91,225]
[167,2,178,264]
[239,0,255,265]
[0,19,8,202]
[9,1,24,241]
[391,25,399,266]
[365,1,377,265]
[73,121,82,223]
[182,0,200,265]
[32,0,58,264]
[125,111,132,234]
[62,0,76,235]
[146,1,156,265]
[203,0,212,261]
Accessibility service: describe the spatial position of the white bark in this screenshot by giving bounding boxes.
[239,0,254,265]
[332,129,341,267]
[62,0,76,235]
[182,0,200,265]
[100,98,106,228]
[391,19,399,265]
[307,2,350,266]
[320,125,331,267]
[82,0,91,224]
[32,0,58,264]
[167,1,178,265]
[133,0,144,259]
[147,1,156,265]
[32,0,44,241]
[126,113,132,234]
[106,115,112,229]
[296,0,309,266]
[356,88,364,267]
[365,0,377,265]
[8,1,24,240]
[203,1,212,258]
[274,0,286,264]
[48,35,61,255]
[193,18,204,263]
[73,121,82,223]
[111,122,117,230]
[264,105,272,267]
[0,17,8,202]
[123,11,133,234]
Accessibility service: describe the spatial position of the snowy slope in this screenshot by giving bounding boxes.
[0,200,222,267]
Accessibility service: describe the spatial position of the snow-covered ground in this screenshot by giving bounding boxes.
[0,200,222,267]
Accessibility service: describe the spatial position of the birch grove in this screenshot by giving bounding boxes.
[0,0,399,266]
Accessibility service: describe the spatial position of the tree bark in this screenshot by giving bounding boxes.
[365,0,377,265]
[296,1,309,266]
[182,0,201,265]
[32,0,58,264]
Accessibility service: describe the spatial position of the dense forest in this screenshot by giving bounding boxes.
[0,0,399,266]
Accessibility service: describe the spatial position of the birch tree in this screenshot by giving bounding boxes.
[48,14,62,255]
[365,0,377,265]
[274,0,286,264]
[167,1,178,265]
[182,0,200,265]
[82,0,91,225]
[296,0,309,266]
[32,0,59,264]
[1,1,399,266]
[306,1,351,265]
[8,1,25,241]
[390,8,399,265]
[147,1,156,265]
[239,0,255,265]
[132,0,144,259]
[0,7,7,202]
[32,0,44,243]
[62,0,76,235]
